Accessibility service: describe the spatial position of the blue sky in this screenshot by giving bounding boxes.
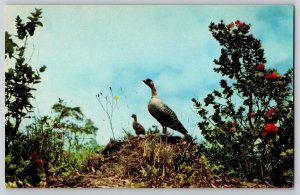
[5,5,294,145]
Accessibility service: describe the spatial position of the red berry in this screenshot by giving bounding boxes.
[266,108,275,118]
[235,20,246,28]
[255,64,265,71]
[265,72,278,80]
[248,113,256,118]
[265,123,278,133]
[227,22,234,29]
[31,151,38,158]
[34,159,44,166]
[261,131,268,138]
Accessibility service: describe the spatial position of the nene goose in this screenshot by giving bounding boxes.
[131,114,146,136]
[143,78,191,139]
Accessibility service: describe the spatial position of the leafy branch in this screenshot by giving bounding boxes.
[5,8,44,148]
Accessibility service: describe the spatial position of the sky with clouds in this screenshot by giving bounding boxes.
[5,5,294,145]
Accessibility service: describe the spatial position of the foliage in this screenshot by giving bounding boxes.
[146,125,161,135]
[5,99,99,187]
[5,9,100,188]
[5,8,45,147]
[192,20,293,187]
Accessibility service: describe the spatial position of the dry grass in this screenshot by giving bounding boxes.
[48,134,269,188]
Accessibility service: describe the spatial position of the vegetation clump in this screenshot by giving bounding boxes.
[49,133,269,188]
[193,20,293,187]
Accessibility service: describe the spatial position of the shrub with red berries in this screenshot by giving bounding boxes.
[5,9,100,188]
[193,20,293,187]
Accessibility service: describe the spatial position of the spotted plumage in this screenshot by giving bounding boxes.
[131,114,146,136]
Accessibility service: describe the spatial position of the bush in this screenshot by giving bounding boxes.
[193,20,293,187]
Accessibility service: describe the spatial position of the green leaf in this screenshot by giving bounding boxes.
[36,21,43,27]
[39,65,46,72]
[27,16,34,21]
[5,31,18,58]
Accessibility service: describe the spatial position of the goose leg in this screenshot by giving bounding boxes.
[163,126,167,135]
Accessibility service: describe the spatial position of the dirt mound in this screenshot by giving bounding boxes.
[49,134,269,188]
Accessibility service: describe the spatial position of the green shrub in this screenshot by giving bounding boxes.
[193,20,293,187]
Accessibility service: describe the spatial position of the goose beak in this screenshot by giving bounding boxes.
[143,80,150,86]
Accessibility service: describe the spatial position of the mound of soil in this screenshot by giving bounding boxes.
[48,134,269,188]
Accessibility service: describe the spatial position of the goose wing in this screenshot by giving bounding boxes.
[152,102,188,135]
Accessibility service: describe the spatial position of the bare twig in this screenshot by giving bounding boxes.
[96,88,117,140]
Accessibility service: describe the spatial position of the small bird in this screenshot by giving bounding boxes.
[131,114,146,136]
[143,78,191,139]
